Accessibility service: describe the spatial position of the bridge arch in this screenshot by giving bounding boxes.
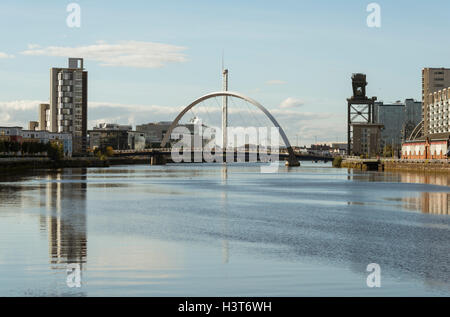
[160,91,299,166]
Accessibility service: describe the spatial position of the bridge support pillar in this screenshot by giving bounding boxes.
[151,154,166,165]
[285,148,300,167]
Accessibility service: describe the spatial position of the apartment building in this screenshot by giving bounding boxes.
[422,68,450,135]
[50,58,88,154]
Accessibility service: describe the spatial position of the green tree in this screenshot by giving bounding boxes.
[383,145,393,157]
[332,156,343,168]
[105,146,114,157]
[47,142,63,161]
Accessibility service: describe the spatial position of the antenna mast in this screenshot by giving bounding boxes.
[222,53,228,150]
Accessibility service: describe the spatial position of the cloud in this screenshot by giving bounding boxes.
[21,40,188,68]
[279,97,304,109]
[266,80,287,85]
[0,52,15,59]
[0,99,345,145]
[0,100,45,127]
[27,44,40,49]
[0,100,44,111]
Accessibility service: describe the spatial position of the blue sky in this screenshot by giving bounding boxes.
[0,0,449,145]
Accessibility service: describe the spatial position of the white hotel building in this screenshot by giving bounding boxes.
[427,87,450,135]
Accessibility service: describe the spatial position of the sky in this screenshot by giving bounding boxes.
[0,0,450,146]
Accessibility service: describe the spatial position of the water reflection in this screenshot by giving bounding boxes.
[38,169,87,267]
[1,164,449,296]
[221,164,229,264]
[395,173,450,215]
[347,170,450,215]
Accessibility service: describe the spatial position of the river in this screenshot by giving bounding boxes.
[0,162,449,296]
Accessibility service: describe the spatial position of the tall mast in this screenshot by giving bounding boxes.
[222,68,228,150]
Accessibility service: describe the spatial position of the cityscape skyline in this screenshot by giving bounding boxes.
[1,0,450,145]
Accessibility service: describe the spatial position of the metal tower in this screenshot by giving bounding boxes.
[347,73,377,155]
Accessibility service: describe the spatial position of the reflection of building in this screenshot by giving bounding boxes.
[39,169,87,265]
[50,58,88,154]
[399,172,450,215]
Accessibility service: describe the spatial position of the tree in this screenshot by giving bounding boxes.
[105,146,114,157]
[332,156,343,168]
[47,142,63,161]
[383,145,393,157]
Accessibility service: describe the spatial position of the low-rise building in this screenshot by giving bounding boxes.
[402,138,449,160]
[127,131,146,151]
[351,123,384,156]
[0,127,23,143]
[330,142,348,155]
[0,126,72,156]
[136,121,172,147]
[88,123,146,151]
[137,118,215,148]
[374,99,422,151]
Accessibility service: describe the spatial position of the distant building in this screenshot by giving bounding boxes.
[330,142,348,155]
[127,131,146,151]
[402,99,422,140]
[402,68,450,159]
[374,99,422,152]
[422,68,450,136]
[402,138,448,160]
[38,103,50,131]
[88,123,132,151]
[351,123,383,156]
[136,118,214,148]
[0,126,72,156]
[50,58,88,154]
[375,101,404,149]
[346,73,379,155]
[0,127,23,143]
[426,87,450,136]
[136,121,172,147]
[94,123,132,131]
[28,121,39,131]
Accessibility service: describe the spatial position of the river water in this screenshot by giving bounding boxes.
[0,162,449,296]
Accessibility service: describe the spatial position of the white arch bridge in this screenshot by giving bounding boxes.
[159,91,300,167]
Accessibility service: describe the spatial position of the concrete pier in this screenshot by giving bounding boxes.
[150,154,166,165]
